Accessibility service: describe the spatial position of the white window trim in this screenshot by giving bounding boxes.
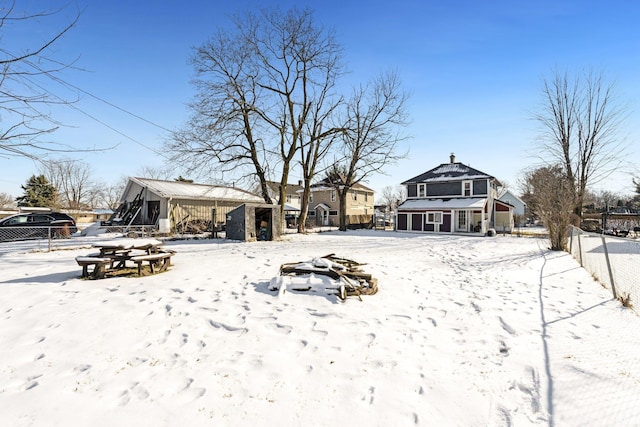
[463,180,473,197]
[417,183,426,198]
[426,211,443,224]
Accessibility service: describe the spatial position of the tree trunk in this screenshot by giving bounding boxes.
[338,190,348,231]
[297,180,311,233]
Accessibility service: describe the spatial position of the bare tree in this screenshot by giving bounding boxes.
[94,181,125,210]
[296,90,345,232]
[331,71,410,231]
[136,165,174,181]
[0,2,82,160]
[169,7,344,226]
[533,68,628,217]
[379,185,406,211]
[39,158,95,210]
[521,165,576,250]
[0,191,14,209]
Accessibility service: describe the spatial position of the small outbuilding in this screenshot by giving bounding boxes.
[226,203,282,241]
[113,177,264,233]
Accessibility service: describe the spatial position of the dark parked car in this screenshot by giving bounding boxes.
[0,212,78,242]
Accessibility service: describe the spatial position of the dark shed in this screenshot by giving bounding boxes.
[225,203,282,241]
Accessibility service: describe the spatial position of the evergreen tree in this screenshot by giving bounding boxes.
[16,175,58,208]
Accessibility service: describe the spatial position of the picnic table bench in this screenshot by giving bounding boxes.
[130,250,175,275]
[76,256,112,279]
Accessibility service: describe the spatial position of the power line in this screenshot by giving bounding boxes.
[49,73,175,134]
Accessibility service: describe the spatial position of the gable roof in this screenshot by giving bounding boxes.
[312,175,374,193]
[498,188,526,206]
[402,162,497,185]
[265,181,304,196]
[128,177,263,203]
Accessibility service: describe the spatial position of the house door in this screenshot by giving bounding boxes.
[441,213,451,232]
[456,210,468,232]
[316,208,329,226]
[411,214,423,231]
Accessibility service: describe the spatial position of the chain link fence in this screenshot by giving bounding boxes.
[568,225,640,309]
[0,225,160,252]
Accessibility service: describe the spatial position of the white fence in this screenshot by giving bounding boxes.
[568,225,640,309]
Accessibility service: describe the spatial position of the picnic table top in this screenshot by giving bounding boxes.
[92,238,163,250]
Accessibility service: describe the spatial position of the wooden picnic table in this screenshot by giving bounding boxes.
[76,238,174,278]
[92,238,164,269]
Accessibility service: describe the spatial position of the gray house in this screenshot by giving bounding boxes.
[396,154,512,234]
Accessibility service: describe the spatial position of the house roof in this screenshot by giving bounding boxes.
[265,181,304,193]
[498,189,526,206]
[129,177,263,203]
[398,197,487,211]
[311,175,374,193]
[402,162,497,185]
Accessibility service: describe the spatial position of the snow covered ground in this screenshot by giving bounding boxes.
[1,230,638,426]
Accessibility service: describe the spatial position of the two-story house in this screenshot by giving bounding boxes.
[396,154,513,234]
[264,181,304,211]
[307,176,375,228]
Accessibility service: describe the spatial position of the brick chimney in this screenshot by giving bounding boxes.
[450,153,456,163]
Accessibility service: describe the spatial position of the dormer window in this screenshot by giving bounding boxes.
[463,181,472,196]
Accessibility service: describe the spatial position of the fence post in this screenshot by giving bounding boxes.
[600,234,618,300]
[576,228,583,267]
[569,226,574,255]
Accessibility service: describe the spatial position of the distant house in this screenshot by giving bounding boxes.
[498,189,526,226]
[308,176,374,228]
[264,180,304,228]
[117,177,263,232]
[396,154,513,234]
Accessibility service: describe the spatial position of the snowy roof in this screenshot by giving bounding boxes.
[398,197,487,211]
[129,177,263,203]
[402,162,497,184]
[498,188,526,206]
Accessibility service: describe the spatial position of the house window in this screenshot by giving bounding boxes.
[331,190,336,202]
[426,212,442,223]
[286,195,292,203]
[310,193,313,203]
[463,181,472,196]
[352,190,357,200]
[418,183,426,198]
[364,192,368,202]
[308,211,316,217]
[329,210,338,216]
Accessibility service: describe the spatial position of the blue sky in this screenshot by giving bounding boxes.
[2,0,639,199]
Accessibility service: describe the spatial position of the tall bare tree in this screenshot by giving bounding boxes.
[39,158,95,210]
[0,2,80,159]
[331,70,410,231]
[533,68,627,217]
[169,7,344,226]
